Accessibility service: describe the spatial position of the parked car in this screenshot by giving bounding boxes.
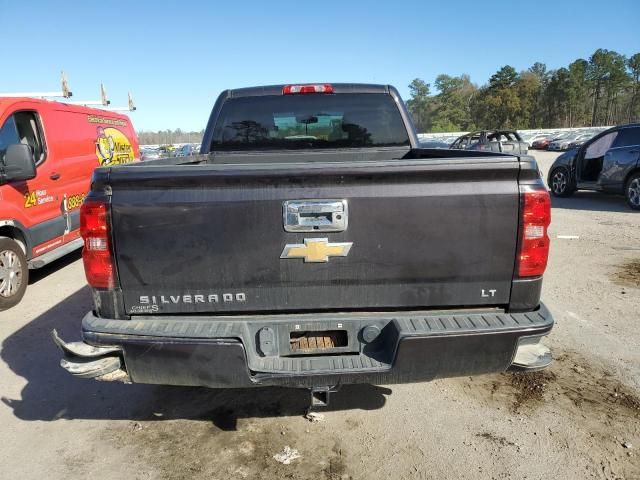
[531,136,552,150]
[0,97,139,309]
[175,144,196,157]
[449,130,528,154]
[548,133,590,151]
[159,145,175,155]
[548,123,640,209]
[140,148,161,161]
[521,133,549,148]
[537,133,571,150]
[566,133,594,150]
[53,83,554,407]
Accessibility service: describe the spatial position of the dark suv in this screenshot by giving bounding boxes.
[449,130,528,154]
[548,124,640,210]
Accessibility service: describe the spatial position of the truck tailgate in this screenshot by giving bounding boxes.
[109,157,520,315]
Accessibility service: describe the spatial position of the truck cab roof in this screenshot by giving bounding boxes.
[225,83,391,98]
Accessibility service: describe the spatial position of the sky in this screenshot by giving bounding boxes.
[1,0,639,131]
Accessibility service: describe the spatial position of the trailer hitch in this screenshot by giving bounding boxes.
[308,385,340,408]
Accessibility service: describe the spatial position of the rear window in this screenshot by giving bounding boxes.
[210,93,410,151]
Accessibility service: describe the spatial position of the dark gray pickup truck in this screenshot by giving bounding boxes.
[54,83,554,406]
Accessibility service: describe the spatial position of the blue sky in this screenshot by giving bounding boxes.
[1,0,639,131]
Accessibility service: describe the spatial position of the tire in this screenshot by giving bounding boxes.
[625,172,640,211]
[549,167,575,197]
[0,237,29,311]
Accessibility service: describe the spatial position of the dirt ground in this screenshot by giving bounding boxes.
[0,150,638,480]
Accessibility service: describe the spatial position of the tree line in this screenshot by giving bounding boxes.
[137,129,204,145]
[406,48,640,133]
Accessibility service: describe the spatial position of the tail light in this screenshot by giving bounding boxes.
[517,184,551,277]
[283,84,333,94]
[80,199,116,288]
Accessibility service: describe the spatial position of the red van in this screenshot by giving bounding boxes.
[0,98,139,309]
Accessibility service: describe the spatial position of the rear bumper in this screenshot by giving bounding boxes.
[56,304,554,388]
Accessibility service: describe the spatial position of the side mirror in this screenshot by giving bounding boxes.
[1,144,37,183]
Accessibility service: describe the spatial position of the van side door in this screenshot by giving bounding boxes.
[0,108,67,258]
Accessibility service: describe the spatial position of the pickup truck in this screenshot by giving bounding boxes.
[54,83,554,407]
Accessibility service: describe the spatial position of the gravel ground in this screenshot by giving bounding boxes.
[0,150,638,480]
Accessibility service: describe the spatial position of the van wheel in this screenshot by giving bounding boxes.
[0,237,29,311]
[625,173,640,210]
[549,167,575,197]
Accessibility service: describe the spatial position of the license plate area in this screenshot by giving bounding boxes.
[290,330,348,353]
[278,321,359,356]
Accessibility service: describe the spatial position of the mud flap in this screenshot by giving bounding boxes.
[51,329,128,381]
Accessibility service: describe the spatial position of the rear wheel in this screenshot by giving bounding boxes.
[0,237,29,311]
[625,173,640,210]
[549,167,575,197]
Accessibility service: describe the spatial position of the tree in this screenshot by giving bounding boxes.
[515,72,540,128]
[567,59,589,126]
[476,66,521,128]
[528,62,550,83]
[628,53,640,122]
[587,49,628,125]
[430,74,477,131]
[406,79,433,132]
[412,48,636,133]
[527,62,552,127]
[603,52,629,124]
[488,65,518,90]
[543,68,571,127]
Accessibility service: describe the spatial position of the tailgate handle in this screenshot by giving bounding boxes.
[283,199,348,232]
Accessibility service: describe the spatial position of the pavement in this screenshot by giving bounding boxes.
[0,150,638,480]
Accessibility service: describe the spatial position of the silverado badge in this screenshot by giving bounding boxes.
[280,238,352,263]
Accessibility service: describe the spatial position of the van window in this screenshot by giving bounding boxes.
[14,112,46,164]
[0,116,20,160]
[0,112,46,165]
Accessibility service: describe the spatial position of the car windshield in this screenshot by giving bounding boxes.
[211,93,410,151]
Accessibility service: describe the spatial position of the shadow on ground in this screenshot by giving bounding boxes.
[1,287,390,429]
[551,191,632,213]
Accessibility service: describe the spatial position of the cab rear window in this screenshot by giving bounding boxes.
[210,93,410,150]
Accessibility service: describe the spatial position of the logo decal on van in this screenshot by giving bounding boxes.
[24,189,54,208]
[65,193,86,210]
[88,115,127,127]
[95,126,135,166]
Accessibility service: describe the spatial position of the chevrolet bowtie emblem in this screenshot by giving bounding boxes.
[280,238,353,263]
